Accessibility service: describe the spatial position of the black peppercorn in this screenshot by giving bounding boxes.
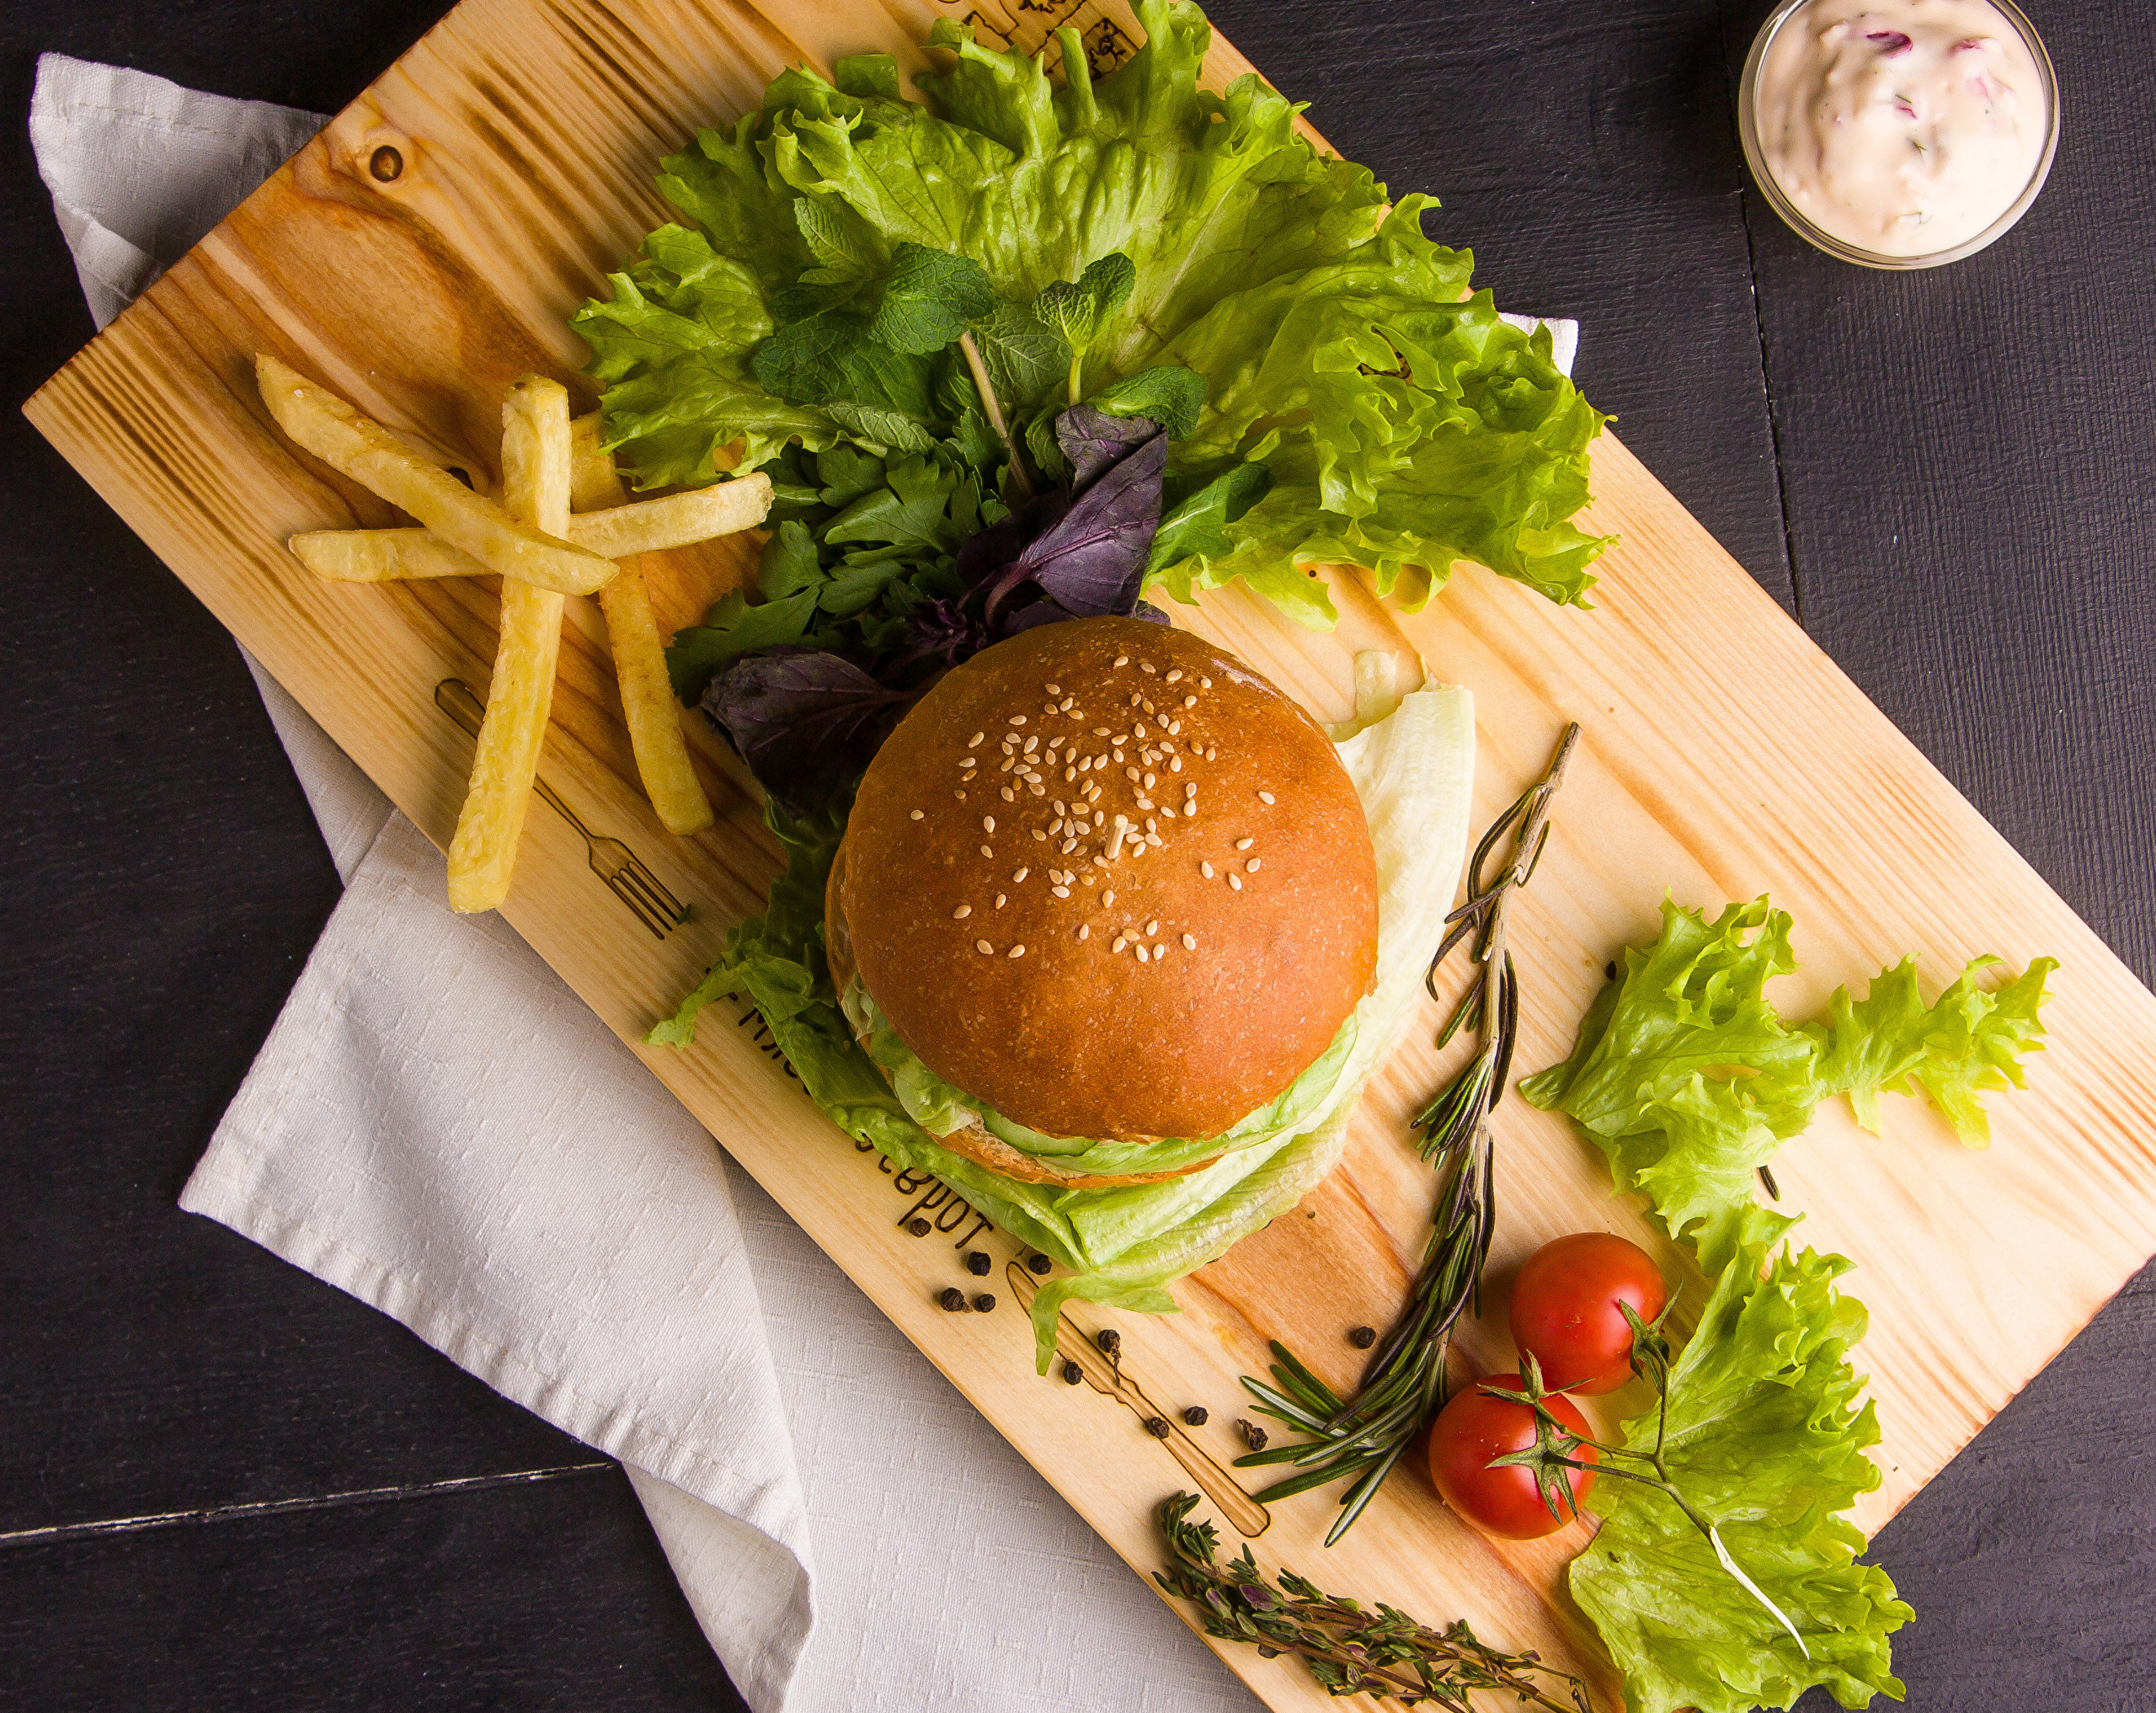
[1183,1406,1209,1427]
[908,1218,931,1236]
[938,1287,967,1311]
[1027,1252,1053,1275]
[966,1251,991,1276]
[1257,1645,1280,1659]
[1061,1360,1083,1385]
[1236,1418,1268,1451]
[1348,1324,1377,1349]
[973,1293,996,1313]
[1604,959,1618,981]
[1145,1416,1171,1438]
[1096,1329,1121,1357]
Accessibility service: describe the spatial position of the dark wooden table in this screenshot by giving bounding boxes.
[3,2,2149,1706]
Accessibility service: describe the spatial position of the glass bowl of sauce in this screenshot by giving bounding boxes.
[1738,0,2059,269]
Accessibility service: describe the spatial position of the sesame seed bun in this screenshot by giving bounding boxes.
[832,616,1378,1147]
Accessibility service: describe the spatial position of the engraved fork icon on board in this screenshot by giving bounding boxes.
[434,679,688,939]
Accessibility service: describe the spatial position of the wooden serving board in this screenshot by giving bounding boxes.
[25,0,2156,1705]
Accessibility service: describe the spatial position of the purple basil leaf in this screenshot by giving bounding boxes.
[1055,404,1163,489]
[954,489,1067,593]
[701,648,912,814]
[1008,430,1166,620]
[1131,600,1172,626]
[888,598,989,675]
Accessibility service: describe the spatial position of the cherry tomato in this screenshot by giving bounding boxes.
[1508,1231,1668,1395]
[1427,1374,1597,1540]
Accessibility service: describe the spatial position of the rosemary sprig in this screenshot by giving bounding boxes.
[1155,1492,1590,1710]
[1486,1319,1812,1662]
[1237,723,1582,1545]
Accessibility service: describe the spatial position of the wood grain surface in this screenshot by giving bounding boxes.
[21,0,2156,1705]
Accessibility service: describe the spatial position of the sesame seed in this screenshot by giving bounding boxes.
[995,893,1007,907]
[1153,942,1166,958]
[1247,858,1262,873]
[1140,662,1156,675]
[1146,920,1161,936]
[1113,936,1128,952]
[1182,933,1198,950]
[1161,805,1177,819]
[976,939,993,954]
[1054,800,1068,815]
[1033,830,1047,841]
[1145,832,1162,847]
[1143,700,1156,716]
[1065,768,1076,782]
[1186,782,1198,796]
[910,809,925,820]
[1092,727,1109,736]
[1184,696,1198,708]
[1008,944,1026,958]
[1061,838,1078,854]
[1060,697,1075,712]
[1166,670,1183,684]
[969,732,985,748]
[1053,886,1070,898]
[1145,818,1158,834]
[956,790,967,800]
[1114,655,1129,667]
[981,845,994,858]
[1013,867,1029,882]
[954,905,973,919]
[1126,766,1140,782]
[1144,772,1157,788]
[1001,787,1015,803]
[1102,890,1116,905]
[1025,735,1039,753]
[1171,756,1182,772]
[1258,791,1275,804]
[1202,862,1214,878]
[1046,683,1062,696]
[1206,746,1219,760]
[1135,945,1150,963]
[1236,837,1254,850]
[1010,714,1027,725]
[1078,924,1091,941]
[1230,873,1243,890]
[1001,758,1015,773]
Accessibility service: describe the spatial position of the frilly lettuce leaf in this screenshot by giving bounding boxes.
[576,0,1610,625]
[1520,897,2054,1274]
[1570,1204,1914,1713]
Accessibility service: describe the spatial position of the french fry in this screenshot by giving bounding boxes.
[564,473,773,557]
[255,354,613,597]
[446,377,573,913]
[289,528,472,580]
[568,413,715,835]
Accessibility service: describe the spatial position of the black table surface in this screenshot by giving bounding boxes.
[3,1,2151,1707]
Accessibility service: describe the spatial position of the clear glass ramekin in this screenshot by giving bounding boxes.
[1737,0,2060,269]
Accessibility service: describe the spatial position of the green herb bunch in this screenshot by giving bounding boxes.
[1155,1492,1588,1710]
[1234,724,1579,1543]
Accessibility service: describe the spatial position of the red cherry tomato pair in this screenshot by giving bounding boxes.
[1427,1232,1668,1540]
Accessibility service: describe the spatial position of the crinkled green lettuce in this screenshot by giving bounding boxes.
[652,681,1476,1369]
[575,0,1610,627]
[1520,896,2054,1274]
[1526,899,2053,1710]
[1570,1204,1915,1713]
[842,973,1358,1177]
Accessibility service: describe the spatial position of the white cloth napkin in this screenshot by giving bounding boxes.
[34,50,1577,1713]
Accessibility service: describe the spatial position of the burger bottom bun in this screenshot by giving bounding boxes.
[825,835,1219,1190]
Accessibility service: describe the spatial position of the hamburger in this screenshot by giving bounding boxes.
[813,615,1478,1368]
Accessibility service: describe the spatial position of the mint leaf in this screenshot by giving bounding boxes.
[867,242,995,355]
[969,302,1069,414]
[1036,252,1137,356]
[1086,365,1206,440]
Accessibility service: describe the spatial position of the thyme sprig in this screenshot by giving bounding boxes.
[1155,1492,1590,1710]
[1235,724,1582,1545]
[1486,1322,1812,1661]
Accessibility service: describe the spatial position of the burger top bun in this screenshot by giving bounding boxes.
[835,616,1378,1145]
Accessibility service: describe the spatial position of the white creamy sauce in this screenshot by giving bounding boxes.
[1758,0,2047,256]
